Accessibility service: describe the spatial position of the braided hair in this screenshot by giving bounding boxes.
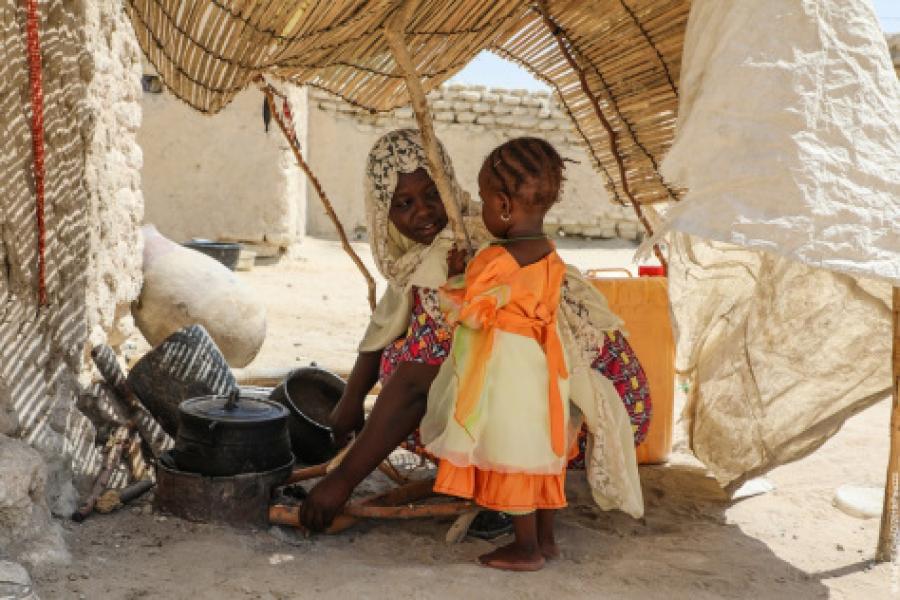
[483,137,565,210]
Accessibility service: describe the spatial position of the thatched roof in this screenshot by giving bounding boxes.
[126,0,690,208]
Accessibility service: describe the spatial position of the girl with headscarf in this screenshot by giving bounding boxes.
[302,130,648,532]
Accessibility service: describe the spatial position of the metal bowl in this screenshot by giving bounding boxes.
[269,367,345,465]
[182,239,241,270]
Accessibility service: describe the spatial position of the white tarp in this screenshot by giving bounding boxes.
[668,234,892,488]
[656,0,900,285]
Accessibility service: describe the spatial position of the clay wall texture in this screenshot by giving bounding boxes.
[140,83,642,247]
[304,85,641,242]
[139,87,300,248]
[0,0,143,531]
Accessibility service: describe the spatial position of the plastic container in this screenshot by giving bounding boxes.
[638,265,666,277]
[587,270,675,464]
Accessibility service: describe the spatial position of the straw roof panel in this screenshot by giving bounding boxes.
[492,0,688,205]
[126,0,690,208]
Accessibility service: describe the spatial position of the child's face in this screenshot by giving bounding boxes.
[389,168,449,244]
[478,166,510,238]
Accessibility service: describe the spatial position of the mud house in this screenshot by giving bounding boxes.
[2,0,898,587]
[139,81,644,254]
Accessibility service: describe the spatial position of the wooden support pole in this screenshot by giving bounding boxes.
[877,286,900,561]
[258,81,377,312]
[384,1,472,252]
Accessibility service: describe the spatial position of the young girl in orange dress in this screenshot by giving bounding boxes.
[421,137,572,572]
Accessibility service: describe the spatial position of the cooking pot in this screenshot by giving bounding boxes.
[173,389,293,476]
[269,367,345,465]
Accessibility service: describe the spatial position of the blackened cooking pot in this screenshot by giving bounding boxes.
[269,367,345,465]
[173,390,293,476]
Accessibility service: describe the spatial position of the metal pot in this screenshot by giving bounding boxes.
[182,239,241,270]
[173,390,293,476]
[269,367,345,465]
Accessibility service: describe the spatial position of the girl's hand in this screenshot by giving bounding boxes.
[447,245,468,277]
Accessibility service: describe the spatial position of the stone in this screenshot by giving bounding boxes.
[833,485,882,519]
[431,100,453,111]
[514,115,538,129]
[510,106,530,116]
[538,120,559,131]
[0,436,69,572]
[500,94,522,106]
[616,221,640,241]
[491,103,512,116]
[481,92,499,103]
[0,561,38,600]
[471,102,491,114]
[456,112,477,124]
[475,115,495,126]
[433,111,455,122]
[495,115,515,127]
[393,107,413,119]
[457,90,481,102]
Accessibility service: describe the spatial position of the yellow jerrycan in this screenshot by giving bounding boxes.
[587,268,675,464]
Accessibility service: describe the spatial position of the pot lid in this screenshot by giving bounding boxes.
[180,394,288,423]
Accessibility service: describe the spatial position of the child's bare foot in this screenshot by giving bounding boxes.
[536,509,559,559]
[539,540,560,560]
[478,542,545,572]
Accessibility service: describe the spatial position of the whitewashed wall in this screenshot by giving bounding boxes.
[304,85,641,242]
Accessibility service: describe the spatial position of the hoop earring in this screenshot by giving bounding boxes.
[500,212,511,222]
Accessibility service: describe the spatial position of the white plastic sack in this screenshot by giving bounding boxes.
[656,0,900,284]
[669,233,892,488]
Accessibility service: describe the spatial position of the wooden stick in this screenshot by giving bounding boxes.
[384,0,472,252]
[344,500,473,519]
[90,344,165,460]
[72,425,133,522]
[445,509,479,544]
[877,286,900,561]
[359,478,435,506]
[258,80,377,311]
[95,479,155,514]
[268,505,358,534]
[377,460,407,485]
[286,461,330,484]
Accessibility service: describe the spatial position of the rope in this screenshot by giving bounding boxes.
[24,0,48,306]
[257,79,377,312]
[537,2,667,271]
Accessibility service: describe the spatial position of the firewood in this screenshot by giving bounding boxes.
[95,479,155,514]
[72,425,133,522]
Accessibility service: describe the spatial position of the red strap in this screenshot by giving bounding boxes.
[25,0,47,306]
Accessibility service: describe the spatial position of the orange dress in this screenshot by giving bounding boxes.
[420,245,570,513]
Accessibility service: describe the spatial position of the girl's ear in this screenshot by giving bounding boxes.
[498,191,512,217]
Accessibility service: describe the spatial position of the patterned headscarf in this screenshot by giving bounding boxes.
[364,129,473,288]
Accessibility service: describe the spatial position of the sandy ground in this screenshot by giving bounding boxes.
[36,238,894,599]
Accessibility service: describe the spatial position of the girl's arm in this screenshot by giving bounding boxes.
[329,350,381,445]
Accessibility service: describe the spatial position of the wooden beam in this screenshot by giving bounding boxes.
[384,0,472,251]
[877,286,900,561]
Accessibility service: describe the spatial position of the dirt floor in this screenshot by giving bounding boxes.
[35,238,894,599]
